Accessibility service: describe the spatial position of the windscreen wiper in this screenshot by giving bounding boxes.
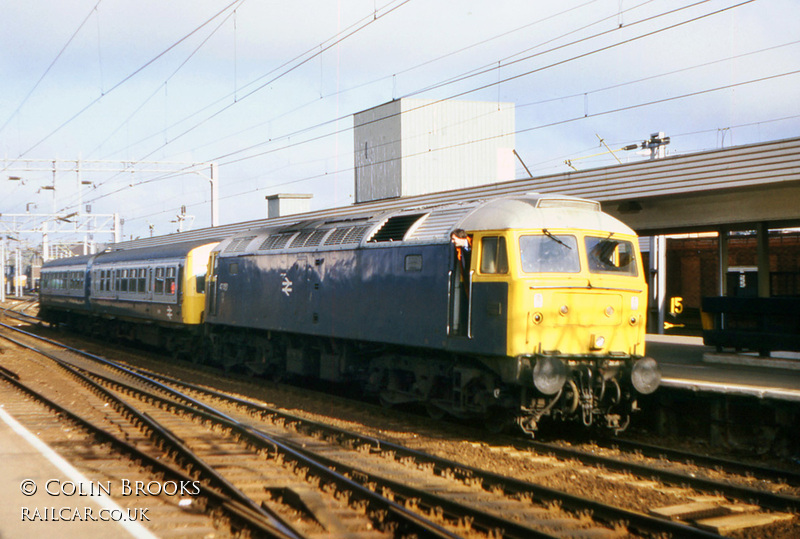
[542,228,572,249]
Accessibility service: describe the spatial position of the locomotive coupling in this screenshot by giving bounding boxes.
[630,357,661,394]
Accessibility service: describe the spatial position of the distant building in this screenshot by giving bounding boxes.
[354,98,515,203]
[266,193,313,218]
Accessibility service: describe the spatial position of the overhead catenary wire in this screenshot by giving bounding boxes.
[132,0,414,163]
[109,0,661,169]
[71,0,743,188]
[121,69,800,228]
[75,0,772,221]
[82,0,413,198]
[206,0,758,170]
[0,0,104,137]
[5,0,244,166]
[17,0,792,238]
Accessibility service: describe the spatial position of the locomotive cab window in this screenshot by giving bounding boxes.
[519,233,580,273]
[585,236,638,276]
[480,236,508,274]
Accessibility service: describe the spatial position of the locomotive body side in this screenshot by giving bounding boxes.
[209,241,511,355]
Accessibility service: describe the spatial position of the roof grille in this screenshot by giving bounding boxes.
[225,236,256,253]
[324,225,371,246]
[325,227,350,245]
[290,230,315,248]
[304,229,329,247]
[368,214,425,243]
[344,225,370,243]
[260,234,294,250]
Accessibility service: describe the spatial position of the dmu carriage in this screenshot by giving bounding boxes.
[40,194,660,435]
[40,240,216,353]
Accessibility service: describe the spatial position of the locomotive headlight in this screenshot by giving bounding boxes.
[604,306,615,317]
[631,357,661,395]
[590,334,605,350]
[533,357,567,395]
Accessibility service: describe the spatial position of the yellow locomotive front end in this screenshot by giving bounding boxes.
[508,228,647,359]
[467,196,659,435]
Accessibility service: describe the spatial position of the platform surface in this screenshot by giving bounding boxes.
[647,334,800,402]
[0,406,156,539]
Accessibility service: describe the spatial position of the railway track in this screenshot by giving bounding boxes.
[2,320,797,537]
[127,366,800,536]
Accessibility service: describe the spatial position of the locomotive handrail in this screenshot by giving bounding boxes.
[467,269,474,339]
[446,270,452,335]
[529,285,643,292]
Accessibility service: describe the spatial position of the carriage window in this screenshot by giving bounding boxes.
[137,268,147,293]
[585,237,638,276]
[165,267,176,295]
[480,236,508,274]
[519,234,580,273]
[154,267,165,294]
[121,269,130,292]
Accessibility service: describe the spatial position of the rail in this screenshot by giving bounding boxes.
[701,296,800,357]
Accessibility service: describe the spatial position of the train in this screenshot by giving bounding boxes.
[39,193,661,435]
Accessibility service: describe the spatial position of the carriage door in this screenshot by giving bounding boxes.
[207,251,220,317]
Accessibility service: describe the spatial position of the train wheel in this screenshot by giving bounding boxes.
[379,394,395,409]
[425,403,446,420]
[484,409,513,434]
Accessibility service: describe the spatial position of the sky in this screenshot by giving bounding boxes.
[1,0,798,244]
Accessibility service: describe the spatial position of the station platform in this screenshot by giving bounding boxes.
[647,334,800,403]
[0,407,156,539]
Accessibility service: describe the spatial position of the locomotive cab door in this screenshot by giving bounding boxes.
[207,251,220,317]
[450,231,516,355]
[448,236,473,337]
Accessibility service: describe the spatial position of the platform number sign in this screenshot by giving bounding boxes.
[669,296,683,316]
